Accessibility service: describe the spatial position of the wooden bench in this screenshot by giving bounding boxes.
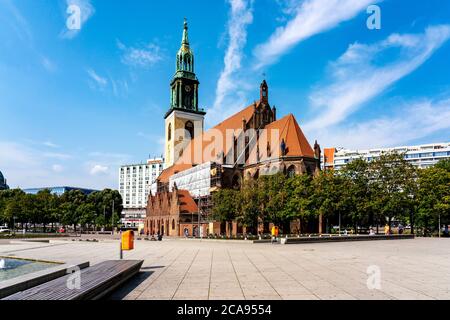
[3,260,143,300]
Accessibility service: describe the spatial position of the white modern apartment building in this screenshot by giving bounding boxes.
[119,158,164,228]
[323,142,450,171]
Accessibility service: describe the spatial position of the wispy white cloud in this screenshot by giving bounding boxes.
[254,0,377,70]
[1,0,58,74]
[60,0,95,39]
[137,132,165,155]
[90,164,109,175]
[109,76,129,98]
[304,25,450,132]
[86,68,108,90]
[0,142,53,189]
[0,141,130,189]
[52,164,64,173]
[41,56,57,72]
[86,68,129,97]
[137,132,165,145]
[207,0,254,125]
[1,0,33,44]
[117,40,163,68]
[43,152,72,160]
[43,141,60,148]
[314,96,450,149]
[88,152,131,160]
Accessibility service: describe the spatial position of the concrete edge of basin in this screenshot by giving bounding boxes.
[0,260,90,299]
[280,234,416,244]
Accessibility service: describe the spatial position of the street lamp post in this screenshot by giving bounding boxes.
[191,212,193,237]
[439,213,441,238]
[111,200,115,236]
[103,205,106,232]
[338,213,341,236]
[198,189,201,239]
[13,216,17,236]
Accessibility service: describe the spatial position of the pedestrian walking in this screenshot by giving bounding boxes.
[271,226,277,244]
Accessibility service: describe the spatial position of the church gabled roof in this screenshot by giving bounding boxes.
[175,104,315,167]
[176,102,259,166]
[176,189,199,214]
[147,187,198,215]
[158,80,316,184]
[264,114,315,158]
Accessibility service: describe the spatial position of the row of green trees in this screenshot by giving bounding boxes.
[212,154,450,236]
[0,189,123,233]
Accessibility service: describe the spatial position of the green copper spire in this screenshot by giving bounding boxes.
[182,18,189,46]
[167,19,205,118]
[176,18,194,74]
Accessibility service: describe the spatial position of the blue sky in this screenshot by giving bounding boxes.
[1,0,449,190]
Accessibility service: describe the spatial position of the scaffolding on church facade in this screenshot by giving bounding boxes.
[168,161,222,218]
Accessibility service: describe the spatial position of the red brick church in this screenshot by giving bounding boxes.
[145,20,320,237]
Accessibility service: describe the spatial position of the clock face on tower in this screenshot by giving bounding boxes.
[185,85,192,93]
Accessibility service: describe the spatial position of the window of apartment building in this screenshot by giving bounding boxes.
[420,153,433,158]
[434,152,448,157]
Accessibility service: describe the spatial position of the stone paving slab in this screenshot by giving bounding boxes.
[1,238,450,300]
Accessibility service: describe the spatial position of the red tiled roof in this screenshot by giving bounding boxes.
[177,103,257,165]
[177,189,198,213]
[264,114,315,158]
[164,102,315,177]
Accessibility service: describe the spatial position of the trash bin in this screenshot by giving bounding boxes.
[121,230,134,250]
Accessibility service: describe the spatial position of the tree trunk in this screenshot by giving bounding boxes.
[318,214,323,234]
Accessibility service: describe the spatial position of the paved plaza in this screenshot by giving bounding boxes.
[1,237,450,300]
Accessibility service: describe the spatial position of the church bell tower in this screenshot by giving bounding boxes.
[164,19,206,168]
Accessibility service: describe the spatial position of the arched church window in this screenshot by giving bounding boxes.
[185,121,194,139]
[287,165,296,178]
[184,54,190,71]
[184,94,192,108]
[232,174,241,190]
[168,123,172,141]
[172,219,175,230]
